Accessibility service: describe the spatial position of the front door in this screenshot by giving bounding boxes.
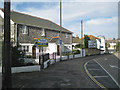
[32,46,36,59]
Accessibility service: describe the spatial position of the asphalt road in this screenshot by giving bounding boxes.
[10,54,120,89]
[94,54,120,88]
[12,55,102,89]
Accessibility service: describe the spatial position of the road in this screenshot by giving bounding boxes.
[12,55,102,89]
[11,54,120,89]
[94,54,120,88]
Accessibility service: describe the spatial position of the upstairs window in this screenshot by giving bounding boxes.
[66,33,68,38]
[41,28,45,36]
[22,25,28,34]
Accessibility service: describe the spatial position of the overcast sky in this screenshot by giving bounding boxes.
[0,0,119,39]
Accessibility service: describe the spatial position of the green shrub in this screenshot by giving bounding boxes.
[72,50,81,54]
[11,45,25,67]
[26,55,32,58]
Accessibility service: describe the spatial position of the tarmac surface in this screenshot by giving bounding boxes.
[85,60,119,89]
[11,54,120,89]
[94,54,120,88]
[12,55,102,89]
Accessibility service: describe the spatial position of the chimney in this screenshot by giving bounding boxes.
[76,34,79,39]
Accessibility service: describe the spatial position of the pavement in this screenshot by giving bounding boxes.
[114,52,120,59]
[12,55,102,89]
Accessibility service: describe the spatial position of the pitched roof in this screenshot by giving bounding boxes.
[105,40,117,43]
[49,38,60,43]
[1,8,73,34]
[81,35,99,40]
[72,37,81,43]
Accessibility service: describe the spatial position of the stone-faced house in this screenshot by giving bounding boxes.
[0,9,73,58]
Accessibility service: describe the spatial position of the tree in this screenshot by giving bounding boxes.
[83,34,90,48]
[105,43,110,52]
[116,42,120,52]
[113,38,116,40]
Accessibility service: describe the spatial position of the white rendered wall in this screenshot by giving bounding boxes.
[48,43,57,54]
[64,44,72,51]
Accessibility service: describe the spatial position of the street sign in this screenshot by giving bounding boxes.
[37,38,48,47]
[60,40,62,44]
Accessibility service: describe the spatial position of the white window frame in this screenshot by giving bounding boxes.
[22,25,28,34]
[21,45,29,52]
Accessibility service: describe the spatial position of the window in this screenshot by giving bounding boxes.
[23,46,26,51]
[22,25,28,34]
[41,28,45,36]
[100,46,103,48]
[22,46,29,52]
[27,46,29,52]
[66,33,68,38]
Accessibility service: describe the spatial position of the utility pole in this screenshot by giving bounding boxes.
[2,0,12,89]
[60,0,62,61]
[81,20,83,57]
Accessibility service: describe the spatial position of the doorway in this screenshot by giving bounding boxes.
[57,45,60,55]
[32,45,36,59]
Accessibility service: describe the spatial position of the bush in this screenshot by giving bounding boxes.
[72,50,81,54]
[26,55,32,58]
[11,45,25,67]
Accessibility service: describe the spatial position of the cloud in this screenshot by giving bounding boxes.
[85,17,118,26]
[21,5,60,24]
[11,2,118,39]
[67,17,118,38]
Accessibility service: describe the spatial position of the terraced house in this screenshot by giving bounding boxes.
[0,9,73,58]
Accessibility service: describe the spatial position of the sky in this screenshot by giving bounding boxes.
[0,0,119,39]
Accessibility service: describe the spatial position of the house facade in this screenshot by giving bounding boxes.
[87,35,106,54]
[105,40,117,53]
[0,9,73,58]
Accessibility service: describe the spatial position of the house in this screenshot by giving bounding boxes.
[86,35,106,54]
[0,9,73,58]
[105,39,117,53]
[97,36,106,54]
[72,35,81,49]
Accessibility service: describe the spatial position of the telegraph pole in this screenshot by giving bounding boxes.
[2,0,12,89]
[60,0,62,61]
[81,20,83,57]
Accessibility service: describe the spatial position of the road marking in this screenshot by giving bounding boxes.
[93,76,109,78]
[84,60,108,90]
[88,69,102,70]
[109,65,120,69]
[95,60,120,88]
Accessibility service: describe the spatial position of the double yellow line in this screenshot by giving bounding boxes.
[84,60,108,90]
